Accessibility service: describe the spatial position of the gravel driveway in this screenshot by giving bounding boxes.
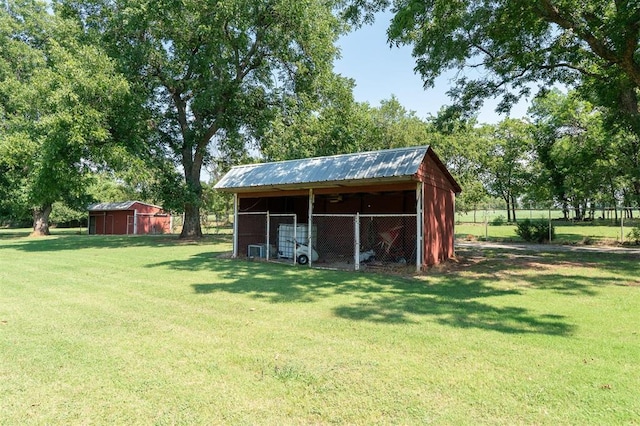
[455,240,640,255]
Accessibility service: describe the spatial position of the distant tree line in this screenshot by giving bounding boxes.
[2,1,640,234]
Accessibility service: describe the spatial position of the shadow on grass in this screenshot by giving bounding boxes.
[333,297,573,336]
[0,233,232,252]
[463,245,640,291]
[148,250,580,336]
[0,229,33,239]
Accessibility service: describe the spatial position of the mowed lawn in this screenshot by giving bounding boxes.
[1,231,639,424]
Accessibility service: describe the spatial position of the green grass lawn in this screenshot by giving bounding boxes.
[1,230,639,424]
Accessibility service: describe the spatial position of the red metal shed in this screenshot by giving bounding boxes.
[214,146,461,270]
[87,201,172,235]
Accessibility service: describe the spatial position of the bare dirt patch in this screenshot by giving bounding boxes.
[433,246,601,279]
[620,280,640,287]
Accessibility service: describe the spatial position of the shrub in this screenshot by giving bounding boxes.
[50,202,87,228]
[580,236,594,246]
[516,219,555,243]
[491,215,506,226]
[627,226,640,244]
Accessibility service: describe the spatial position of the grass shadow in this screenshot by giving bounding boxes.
[333,295,574,335]
[461,246,640,295]
[146,247,586,336]
[0,233,232,252]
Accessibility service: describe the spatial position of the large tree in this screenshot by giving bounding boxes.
[529,90,621,217]
[367,1,640,118]
[428,116,490,214]
[0,1,128,235]
[261,81,433,161]
[483,119,533,222]
[260,74,372,160]
[346,2,640,192]
[61,0,344,238]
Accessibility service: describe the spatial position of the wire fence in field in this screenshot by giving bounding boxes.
[455,208,640,244]
[170,214,233,235]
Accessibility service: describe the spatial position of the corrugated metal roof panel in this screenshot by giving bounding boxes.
[88,201,136,211]
[87,201,163,211]
[215,146,429,190]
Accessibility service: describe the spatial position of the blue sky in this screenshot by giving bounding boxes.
[333,14,529,124]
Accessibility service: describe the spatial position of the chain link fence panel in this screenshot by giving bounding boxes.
[237,212,267,258]
[313,214,417,270]
[269,214,297,265]
[360,214,417,266]
[312,214,356,268]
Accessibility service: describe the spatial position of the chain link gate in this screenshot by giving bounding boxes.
[359,214,418,268]
[269,213,298,265]
[236,212,313,265]
[236,211,268,259]
[311,214,356,268]
[312,213,417,270]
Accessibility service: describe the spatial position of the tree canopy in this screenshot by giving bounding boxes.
[340,0,640,206]
[0,0,129,234]
[60,0,345,238]
[376,1,640,122]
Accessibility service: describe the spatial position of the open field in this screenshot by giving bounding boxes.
[456,209,640,244]
[456,222,630,245]
[455,209,638,224]
[1,230,639,424]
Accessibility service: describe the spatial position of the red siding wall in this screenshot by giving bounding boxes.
[89,203,171,235]
[422,182,455,266]
[89,211,131,235]
[131,202,157,214]
[418,153,457,267]
[132,202,171,234]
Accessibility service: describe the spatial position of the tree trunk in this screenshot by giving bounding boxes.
[562,201,569,220]
[179,133,205,239]
[180,201,203,238]
[179,168,204,238]
[572,202,581,220]
[31,204,52,236]
[633,179,640,207]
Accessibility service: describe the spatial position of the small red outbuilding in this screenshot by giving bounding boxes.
[87,201,172,235]
[214,146,461,270]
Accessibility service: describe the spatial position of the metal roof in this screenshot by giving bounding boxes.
[87,201,163,211]
[215,146,431,191]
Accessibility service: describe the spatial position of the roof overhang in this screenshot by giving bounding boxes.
[87,200,164,212]
[216,174,420,194]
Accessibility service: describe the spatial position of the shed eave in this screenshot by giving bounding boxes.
[215,175,419,193]
[87,200,165,212]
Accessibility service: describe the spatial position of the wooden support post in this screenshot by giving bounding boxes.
[308,189,314,267]
[355,213,360,271]
[416,182,423,272]
[232,193,238,258]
